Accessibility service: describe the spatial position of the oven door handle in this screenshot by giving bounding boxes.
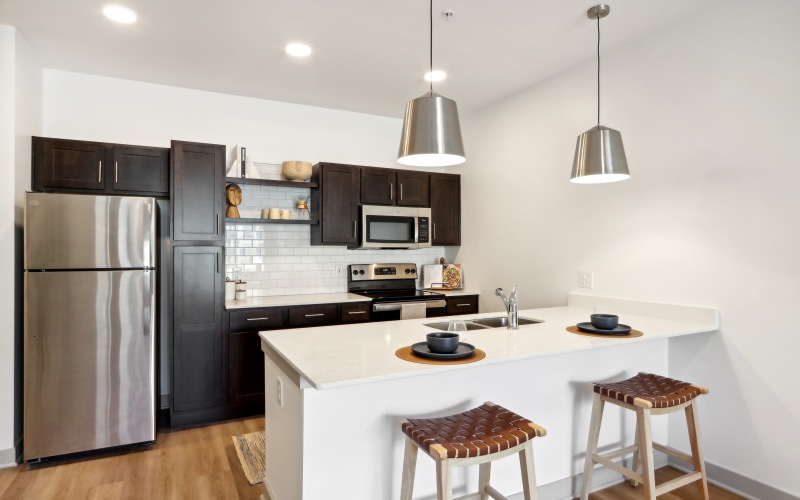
[373,300,446,312]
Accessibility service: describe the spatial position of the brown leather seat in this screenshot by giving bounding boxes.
[593,372,709,409]
[401,402,545,460]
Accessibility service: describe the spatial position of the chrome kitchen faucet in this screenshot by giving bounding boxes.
[495,286,519,330]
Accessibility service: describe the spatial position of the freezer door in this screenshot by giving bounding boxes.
[24,270,156,460]
[25,192,155,270]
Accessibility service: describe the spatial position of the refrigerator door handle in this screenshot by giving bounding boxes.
[143,269,154,337]
[143,199,154,269]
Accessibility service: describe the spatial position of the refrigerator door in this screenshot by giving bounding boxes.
[24,269,156,460]
[24,192,155,270]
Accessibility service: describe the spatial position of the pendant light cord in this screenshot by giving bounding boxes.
[596,13,601,127]
[429,0,434,94]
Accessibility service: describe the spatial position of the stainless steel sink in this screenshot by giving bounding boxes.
[470,316,542,328]
[424,316,543,331]
[423,321,489,331]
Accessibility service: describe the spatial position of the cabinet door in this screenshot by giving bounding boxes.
[113,146,170,195]
[360,167,396,205]
[312,163,360,245]
[430,173,461,246]
[397,170,430,207]
[446,295,479,315]
[172,141,224,242]
[227,331,266,410]
[34,137,107,191]
[288,304,339,328]
[173,246,223,412]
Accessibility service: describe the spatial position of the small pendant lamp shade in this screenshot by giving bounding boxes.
[398,91,466,167]
[570,125,630,183]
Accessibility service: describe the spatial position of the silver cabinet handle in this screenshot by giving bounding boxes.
[305,313,324,317]
[457,303,470,307]
[115,161,118,183]
[215,253,219,273]
[353,220,357,238]
[400,183,404,200]
[434,223,437,240]
[390,183,393,200]
[347,311,366,315]
[246,317,270,321]
[216,214,220,235]
[98,161,103,182]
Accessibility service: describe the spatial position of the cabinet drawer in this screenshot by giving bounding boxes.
[229,307,286,332]
[340,302,371,322]
[445,295,478,315]
[288,304,339,328]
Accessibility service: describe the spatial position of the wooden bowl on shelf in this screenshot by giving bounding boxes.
[281,161,312,182]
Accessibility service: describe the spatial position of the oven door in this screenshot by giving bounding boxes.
[372,300,446,321]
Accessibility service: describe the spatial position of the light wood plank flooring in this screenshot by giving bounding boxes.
[0,416,743,499]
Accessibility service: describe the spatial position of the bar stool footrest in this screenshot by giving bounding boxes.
[654,471,703,496]
[592,453,644,484]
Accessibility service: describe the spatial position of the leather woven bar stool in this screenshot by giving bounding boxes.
[400,402,546,500]
[580,372,710,500]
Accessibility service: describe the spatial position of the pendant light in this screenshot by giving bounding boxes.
[398,0,466,167]
[570,4,630,184]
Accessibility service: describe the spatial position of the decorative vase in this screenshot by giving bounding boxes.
[281,161,312,182]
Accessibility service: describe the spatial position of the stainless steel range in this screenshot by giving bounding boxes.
[348,263,446,321]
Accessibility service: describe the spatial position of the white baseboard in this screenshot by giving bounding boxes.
[670,459,799,500]
[0,445,17,468]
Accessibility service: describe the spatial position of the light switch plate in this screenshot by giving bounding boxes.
[335,264,345,278]
[578,271,594,289]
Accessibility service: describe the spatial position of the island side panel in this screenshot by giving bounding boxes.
[298,339,670,499]
[263,343,304,499]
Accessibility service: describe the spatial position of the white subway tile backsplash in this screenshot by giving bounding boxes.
[224,184,448,297]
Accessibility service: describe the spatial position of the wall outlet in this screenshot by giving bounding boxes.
[578,271,594,289]
[276,378,283,407]
[335,264,345,278]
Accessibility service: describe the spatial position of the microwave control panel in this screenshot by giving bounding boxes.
[418,217,429,243]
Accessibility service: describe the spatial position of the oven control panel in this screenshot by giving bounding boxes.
[348,263,417,281]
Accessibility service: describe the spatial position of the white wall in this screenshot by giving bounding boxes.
[43,70,403,168]
[0,25,42,467]
[455,0,799,495]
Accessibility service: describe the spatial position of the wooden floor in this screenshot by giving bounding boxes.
[0,416,743,500]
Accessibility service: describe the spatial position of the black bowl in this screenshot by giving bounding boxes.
[426,332,460,354]
[590,314,619,330]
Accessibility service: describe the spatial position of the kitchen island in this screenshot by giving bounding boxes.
[259,293,718,500]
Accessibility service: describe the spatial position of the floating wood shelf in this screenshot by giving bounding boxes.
[225,177,318,188]
[225,218,318,225]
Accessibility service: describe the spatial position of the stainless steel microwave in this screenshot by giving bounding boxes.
[357,205,431,249]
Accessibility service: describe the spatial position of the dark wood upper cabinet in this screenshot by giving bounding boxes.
[171,141,225,243]
[311,163,360,246]
[360,167,395,205]
[430,173,461,246]
[113,146,170,194]
[34,137,108,191]
[360,167,429,207]
[33,137,169,196]
[396,170,429,207]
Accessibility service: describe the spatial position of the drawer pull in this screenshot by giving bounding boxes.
[347,311,366,315]
[457,303,471,307]
[305,313,325,317]
[246,317,270,321]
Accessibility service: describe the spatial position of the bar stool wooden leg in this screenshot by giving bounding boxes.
[519,441,539,500]
[636,408,657,500]
[629,425,640,487]
[400,438,418,500]
[478,462,491,500]
[580,394,605,500]
[685,400,710,500]
[435,459,452,500]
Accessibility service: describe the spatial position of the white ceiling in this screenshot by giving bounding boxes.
[0,0,720,118]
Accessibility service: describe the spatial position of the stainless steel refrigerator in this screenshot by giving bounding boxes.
[23,192,157,460]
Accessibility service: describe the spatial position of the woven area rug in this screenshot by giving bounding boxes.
[232,431,266,485]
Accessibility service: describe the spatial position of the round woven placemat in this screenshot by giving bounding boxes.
[395,346,486,365]
[566,325,643,338]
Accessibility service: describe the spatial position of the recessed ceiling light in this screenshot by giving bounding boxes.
[103,5,137,23]
[424,70,447,82]
[285,43,312,57]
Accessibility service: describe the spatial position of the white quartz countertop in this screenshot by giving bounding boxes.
[260,293,719,390]
[226,292,370,309]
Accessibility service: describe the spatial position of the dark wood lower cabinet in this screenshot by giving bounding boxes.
[445,295,479,315]
[227,331,267,413]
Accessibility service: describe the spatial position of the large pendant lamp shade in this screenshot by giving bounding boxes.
[398,0,465,167]
[398,91,465,167]
[570,5,630,184]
